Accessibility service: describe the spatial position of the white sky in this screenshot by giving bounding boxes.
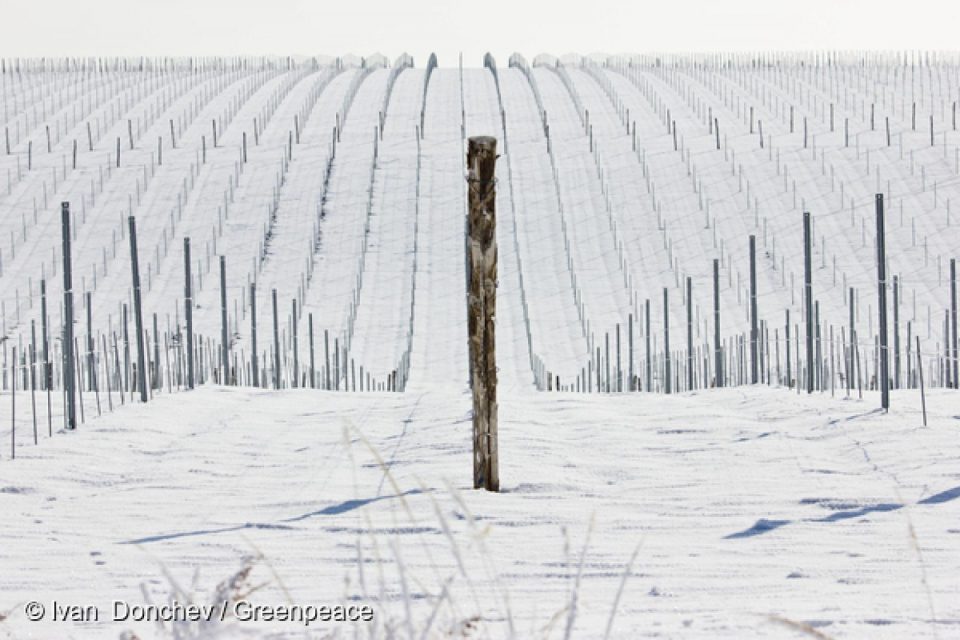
[2,0,959,67]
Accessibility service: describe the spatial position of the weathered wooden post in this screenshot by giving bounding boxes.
[876,194,890,410]
[61,202,77,429]
[129,216,148,402]
[466,136,498,492]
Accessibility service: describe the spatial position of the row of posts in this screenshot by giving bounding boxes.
[533,195,910,413]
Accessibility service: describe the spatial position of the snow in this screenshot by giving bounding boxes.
[2,386,959,638]
[2,54,960,638]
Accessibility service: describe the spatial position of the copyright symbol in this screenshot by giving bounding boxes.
[25,600,45,621]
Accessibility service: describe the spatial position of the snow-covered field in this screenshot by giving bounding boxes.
[2,52,960,638]
[2,386,958,639]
